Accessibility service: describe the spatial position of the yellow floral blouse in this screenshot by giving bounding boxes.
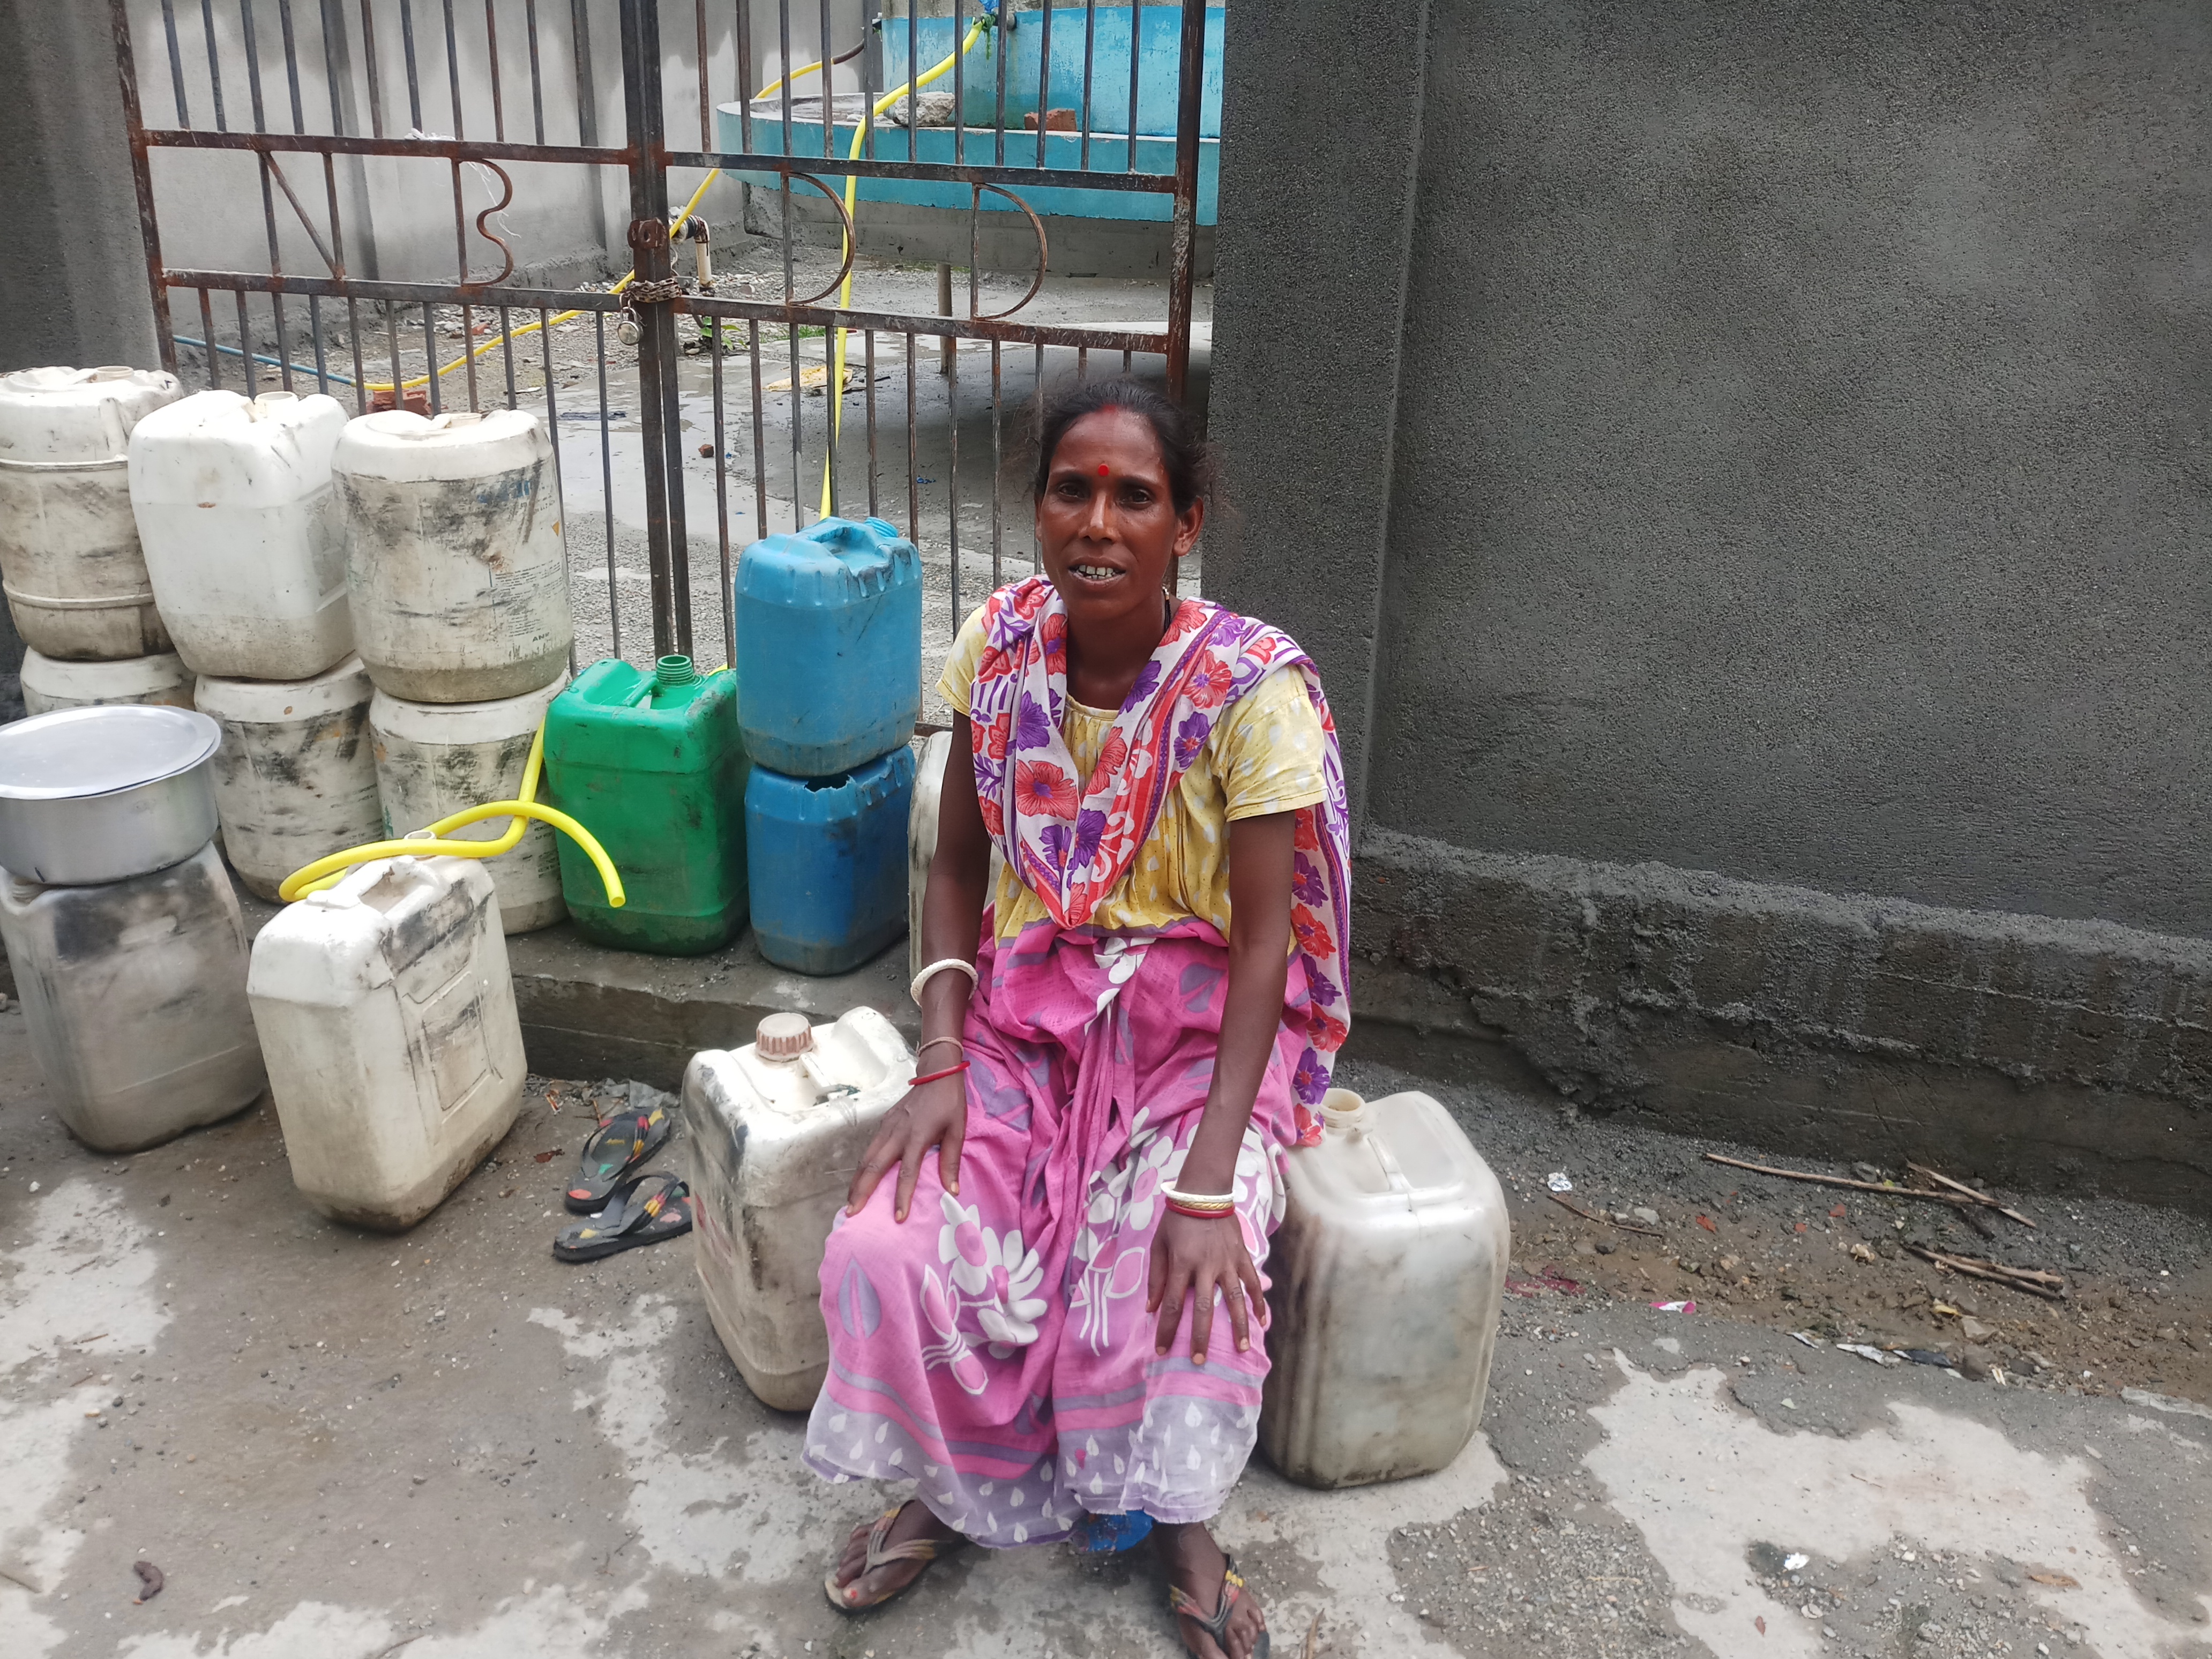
[939,604,1328,941]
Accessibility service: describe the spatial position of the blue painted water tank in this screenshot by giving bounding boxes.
[735,516,921,778]
[745,746,916,975]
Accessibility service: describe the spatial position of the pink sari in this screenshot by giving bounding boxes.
[805,580,1351,1544]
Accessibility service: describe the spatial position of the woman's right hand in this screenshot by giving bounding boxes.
[845,1070,968,1222]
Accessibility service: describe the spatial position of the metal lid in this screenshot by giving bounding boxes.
[755,1011,816,1061]
[0,705,221,801]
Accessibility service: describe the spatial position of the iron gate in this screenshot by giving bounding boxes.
[108,0,1209,681]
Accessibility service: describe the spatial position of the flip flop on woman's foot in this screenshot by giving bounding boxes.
[824,1500,964,1612]
[565,1105,674,1213]
[1165,1541,1271,1659]
[552,1172,691,1262]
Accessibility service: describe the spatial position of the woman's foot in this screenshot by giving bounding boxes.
[1156,1521,1269,1658]
[826,1499,960,1610]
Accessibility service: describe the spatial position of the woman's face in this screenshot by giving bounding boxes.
[1035,408,1204,631]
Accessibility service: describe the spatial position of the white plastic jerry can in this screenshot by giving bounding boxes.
[0,840,265,1152]
[20,648,196,715]
[195,656,383,902]
[0,365,182,660]
[129,388,354,681]
[1259,1088,1511,1490]
[333,407,573,705]
[682,1008,914,1410]
[247,855,526,1231]
[369,674,570,934]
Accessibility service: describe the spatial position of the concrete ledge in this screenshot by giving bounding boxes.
[505,924,916,1090]
[1350,828,2212,1210]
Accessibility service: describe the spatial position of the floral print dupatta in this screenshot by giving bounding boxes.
[963,576,1354,1131]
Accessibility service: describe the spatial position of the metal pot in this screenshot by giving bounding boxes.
[0,705,221,885]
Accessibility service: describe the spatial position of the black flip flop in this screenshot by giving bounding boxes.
[552,1173,693,1264]
[564,1105,674,1214]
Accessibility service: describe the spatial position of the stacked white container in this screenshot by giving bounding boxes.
[20,648,195,714]
[0,365,181,661]
[335,408,574,934]
[130,389,385,901]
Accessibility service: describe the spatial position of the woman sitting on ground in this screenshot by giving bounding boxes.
[808,378,1350,1659]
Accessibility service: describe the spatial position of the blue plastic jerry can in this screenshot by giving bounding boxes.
[734,516,922,779]
[745,746,917,976]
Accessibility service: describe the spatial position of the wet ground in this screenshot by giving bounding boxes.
[3,1008,2209,1659]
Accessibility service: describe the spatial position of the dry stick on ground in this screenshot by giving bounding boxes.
[1548,1192,1666,1237]
[1906,1162,2037,1229]
[1905,1244,2068,1301]
[1701,1153,2038,1227]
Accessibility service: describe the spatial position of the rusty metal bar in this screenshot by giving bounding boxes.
[864,328,878,519]
[198,288,221,389]
[486,0,506,141]
[992,0,1006,168]
[903,328,917,543]
[278,0,308,131]
[746,318,768,547]
[537,307,575,675]
[442,0,467,138]
[621,0,691,657]
[361,0,386,136]
[817,0,834,159]
[594,308,621,660]
[160,268,1179,352]
[160,0,189,124]
[525,0,546,142]
[1163,0,1204,401]
[400,0,424,131]
[1035,0,1051,167]
[114,0,181,376]
[951,0,964,167]
[1125,0,1140,170]
[200,0,228,131]
[989,335,1002,585]
[711,328,734,666]
[1079,0,1095,167]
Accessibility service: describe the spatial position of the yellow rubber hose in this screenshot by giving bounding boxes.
[276,717,625,908]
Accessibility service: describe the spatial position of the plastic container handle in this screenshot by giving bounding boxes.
[1366,1131,1416,1207]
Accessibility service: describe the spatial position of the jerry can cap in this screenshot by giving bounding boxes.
[756,1011,815,1060]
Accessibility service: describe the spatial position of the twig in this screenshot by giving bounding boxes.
[1906,1163,2036,1229]
[1549,1193,1664,1237]
[65,1333,107,1347]
[1905,1244,2066,1301]
[1302,1613,1321,1659]
[0,1564,42,1595]
[1701,1154,2034,1225]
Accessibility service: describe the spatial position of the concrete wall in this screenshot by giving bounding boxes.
[1210,0,2212,1204]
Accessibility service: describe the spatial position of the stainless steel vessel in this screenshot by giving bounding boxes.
[0,705,221,884]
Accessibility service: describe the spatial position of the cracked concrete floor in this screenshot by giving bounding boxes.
[3,1010,2210,1658]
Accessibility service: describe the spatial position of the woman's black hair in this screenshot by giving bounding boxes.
[1030,377,1214,512]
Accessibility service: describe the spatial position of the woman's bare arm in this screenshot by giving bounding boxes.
[1147,810,1296,1365]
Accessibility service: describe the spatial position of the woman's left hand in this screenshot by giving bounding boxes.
[1148,1207,1268,1366]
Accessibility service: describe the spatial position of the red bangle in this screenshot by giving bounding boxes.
[909,1061,970,1087]
[1164,1198,1236,1220]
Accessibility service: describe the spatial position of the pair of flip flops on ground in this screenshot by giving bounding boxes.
[825,1505,1268,1655]
[551,1102,692,1262]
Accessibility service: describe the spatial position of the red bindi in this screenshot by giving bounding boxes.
[1096,464,1110,476]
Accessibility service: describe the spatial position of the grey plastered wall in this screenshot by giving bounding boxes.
[0,1,160,373]
[1209,0,2212,1201]
[1372,0,2212,938]
[1204,0,1430,817]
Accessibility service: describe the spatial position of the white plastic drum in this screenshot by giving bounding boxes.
[1259,1088,1511,1490]
[0,365,181,659]
[679,1008,916,1409]
[131,388,353,681]
[21,648,195,715]
[196,656,384,901]
[369,672,570,933]
[0,840,265,1152]
[335,408,572,703]
[250,855,525,1231]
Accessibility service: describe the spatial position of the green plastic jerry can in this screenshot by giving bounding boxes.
[543,655,750,955]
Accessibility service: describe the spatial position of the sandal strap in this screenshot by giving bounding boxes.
[1169,1554,1245,1640]
[861,1504,960,1571]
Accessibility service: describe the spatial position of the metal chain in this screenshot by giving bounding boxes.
[624,276,684,305]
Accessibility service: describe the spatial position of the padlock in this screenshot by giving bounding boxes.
[617,317,641,346]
